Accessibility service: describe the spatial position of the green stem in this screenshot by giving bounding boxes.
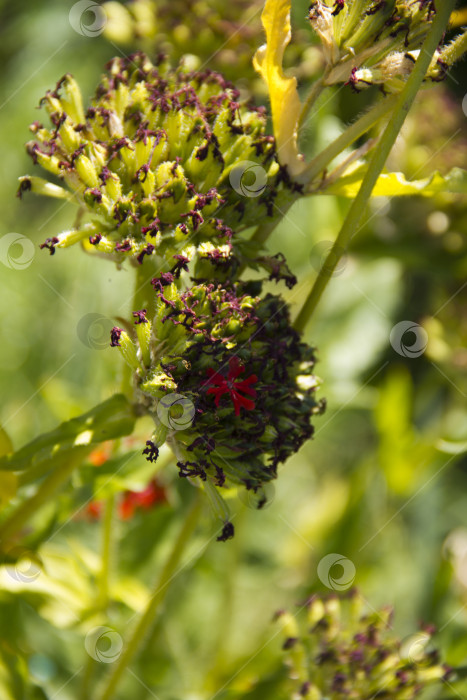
[97,493,202,700]
[97,493,115,608]
[203,508,243,693]
[0,448,90,545]
[81,493,116,700]
[121,261,157,397]
[303,93,398,186]
[237,220,280,277]
[298,76,326,129]
[293,0,456,334]
[133,257,162,320]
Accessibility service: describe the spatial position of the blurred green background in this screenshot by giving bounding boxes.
[0,1,467,698]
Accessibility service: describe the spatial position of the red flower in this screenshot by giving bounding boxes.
[206,357,258,416]
[118,480,167,520]
[85,501,103,520]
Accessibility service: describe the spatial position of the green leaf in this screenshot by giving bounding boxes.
[326,167,467,197]
[0,394,136,475]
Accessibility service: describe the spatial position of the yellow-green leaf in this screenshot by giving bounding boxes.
[0,427,13,458]
[253,0,306,179]
[0,471,17,508]
[326,167,467,197]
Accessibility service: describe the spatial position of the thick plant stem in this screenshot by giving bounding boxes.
[97,493,202,700]
[303,94,398,186]
[0,448,90,545]
[293,0,456,334]
[132,260,156,317]
[121,261,157,397]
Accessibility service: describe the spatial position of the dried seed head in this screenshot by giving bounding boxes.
[110,279,325,499]
[20,54,297,268]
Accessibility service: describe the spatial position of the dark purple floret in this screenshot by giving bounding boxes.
[136,244,155,264]
[142,440,159,463]
[115,239,132,252]
[110,326,123,347]
[40,237,59,255]
[217,521,234,542]
[17,178,32,198]
[133,309,148,325]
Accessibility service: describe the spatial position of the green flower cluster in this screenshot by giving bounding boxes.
[102,0,264,86]
[19,53,296,267]
[19,53,324,538]
[309,0,463,92]
[276,590,451,699]
[111,278,324,536]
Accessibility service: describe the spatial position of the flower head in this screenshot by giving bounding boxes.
[102,0,264,88]
[308,1,457,92]
[19,53,296,269]
[110,279,325,500]
[276,590,451,700]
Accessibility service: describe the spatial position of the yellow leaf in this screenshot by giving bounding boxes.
[326,167,467,197]
[253,0,306,179]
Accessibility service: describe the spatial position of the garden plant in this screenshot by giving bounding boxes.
[0,1,467,698]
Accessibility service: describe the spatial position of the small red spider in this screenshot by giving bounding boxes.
[205,357,258,416]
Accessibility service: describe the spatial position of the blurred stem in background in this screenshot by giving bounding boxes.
[98,491,202,700]
[293,0,458,333]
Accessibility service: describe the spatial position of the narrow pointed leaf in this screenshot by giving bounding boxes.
[253,0,306,178]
